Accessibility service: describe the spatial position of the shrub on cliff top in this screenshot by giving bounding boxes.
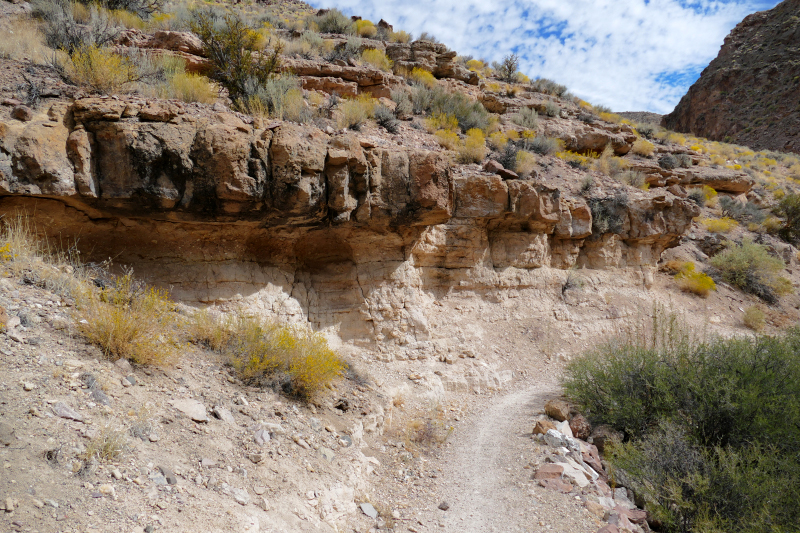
[190,10,282,106]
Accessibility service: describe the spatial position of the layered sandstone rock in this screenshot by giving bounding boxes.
[0,98,698,347]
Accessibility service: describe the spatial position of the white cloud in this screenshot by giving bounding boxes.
[306,0,780,113]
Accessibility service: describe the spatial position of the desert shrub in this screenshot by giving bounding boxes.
[719,196,765,224]
[636,123,656,139]
[699,216,738,233]
[97,0,162,17]
[413,87,489,133]
[515,150,536,178]
[163,72,216,103]
[390,90,412,117]
[674,262,716,297]
[434,129,459,150]
[457,128,487,164]
[76,271,177,366]
[495,142,518,170]
[416,31,440,43]
[512,107,538,130]
[774,193,800,244]
[283,31,324,58]
[709,238,791,303]
[594,145,628,178]
[487,131,509,150]
[33,0,119,53]
[310,8,353,34]
[373,104,399,133]
[542,100,560,117]
[528,135,559,156]
[687,188,706,206]
[425,113,458,133]
[658,153,679,169]
[190,10,281,106]
[242,75,309,122]
[409,67,437,88]
[617,170,647,189]
[589,193,628,234]
[530,77,567,97]
[325,35,362,62]
[361,48,392,71]
[354,19,376,38]
[389,30,411,43]
[676,153,693,168]
[494,53,519,83]
[743,305,765,331]
[631,139,654,157]
[194,313,344,399]
[565,320,800,533]
[61,44,137,93]
[337,95,374,130]
[579,176,594,196]
[557,150,590,170]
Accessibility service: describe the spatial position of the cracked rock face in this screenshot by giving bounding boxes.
[0,98,699,346]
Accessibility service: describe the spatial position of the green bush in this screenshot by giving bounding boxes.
[774,193,800,244]
[190,10,281,106]
[410,84,489,133]
[719,196,765,224]
[659,153,679,169]
[512,107,538,130]
[530,77,567,97]
[709,238,791,303]
[527,135,559,156]
[543,100,560,117]
[564,319,800,533]
[373,104,399,133]
[310,8,353,34]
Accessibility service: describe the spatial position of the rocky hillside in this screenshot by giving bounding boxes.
[663,0,800,154]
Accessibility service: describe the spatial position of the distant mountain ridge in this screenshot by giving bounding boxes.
[663,0,800,154]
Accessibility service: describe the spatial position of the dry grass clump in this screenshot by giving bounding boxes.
[408,67,437,88]
[191,312,344,399]
[0,215,85,297]
[434,129,459,150]
[361,48,392,71]
[82,422,128,462]
[515,150,537,177]
[593,145,628,177]
[699,216,738,233]
[163,71,217,103]
[674,262,716,297]
[631,139,655,157]
[60,44,138,93]
[354,19,376,38]
[457,128,487,163]
[743,305,765,331]
[389,30,411,43]
[0,18,52,63]
[336,94,374,130]
[75,271,179,366]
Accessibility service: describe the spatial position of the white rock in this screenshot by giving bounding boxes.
[232,488,250,506]
[556,420,574,439]
[169,399,209,422]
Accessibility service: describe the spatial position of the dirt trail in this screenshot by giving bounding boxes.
[410,377,599,533]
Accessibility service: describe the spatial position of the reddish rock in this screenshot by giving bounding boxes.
[533,464,564,480]
[538,478,573,492]
[483,159,503,174]
[10,105,33,122]
[569,414,592,440]
[498,168,519,180]
[596,526,619,533]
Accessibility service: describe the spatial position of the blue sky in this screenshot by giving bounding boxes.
[307,0,781,113]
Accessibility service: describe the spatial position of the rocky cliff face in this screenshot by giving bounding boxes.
[0,97,699,350]
[663,0,800,153]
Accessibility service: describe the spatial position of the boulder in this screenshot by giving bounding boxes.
[591,425,623,454]
[544,399,571,421]
[569,414,592,440]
